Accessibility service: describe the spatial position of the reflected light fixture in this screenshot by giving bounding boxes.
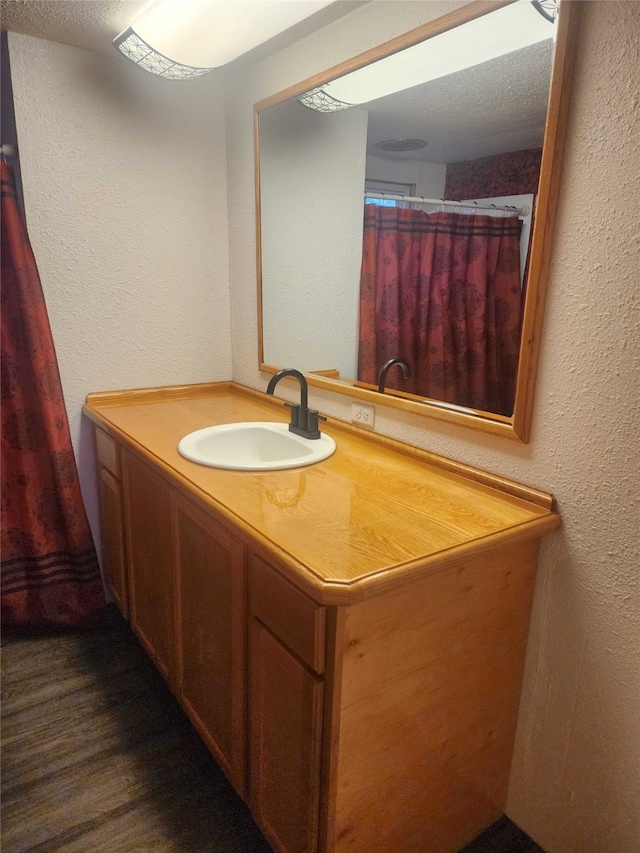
[299,0,557,111]
[114,0,334,80]
[532,0,559,23]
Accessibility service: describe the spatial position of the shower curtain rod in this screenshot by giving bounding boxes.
[364,192,529,217]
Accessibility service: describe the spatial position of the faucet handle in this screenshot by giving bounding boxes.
[306,409,327,437]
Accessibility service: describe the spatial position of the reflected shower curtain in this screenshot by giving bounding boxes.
[1,161,105,631]
[358,204,523,415]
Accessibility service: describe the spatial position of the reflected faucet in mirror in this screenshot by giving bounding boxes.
[266,368,327,440]
[378,358,411,394]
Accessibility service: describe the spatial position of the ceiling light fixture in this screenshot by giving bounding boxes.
[299,0,557,111]
[114,0,334,80]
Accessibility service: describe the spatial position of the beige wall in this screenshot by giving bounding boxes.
[9,32,232,542]
[226,2,640,851]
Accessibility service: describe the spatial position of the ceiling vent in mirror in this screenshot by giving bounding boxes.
[374,139,428,153]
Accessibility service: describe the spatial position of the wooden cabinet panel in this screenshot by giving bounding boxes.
[95,428,119,476]
[172,494,247,795]
[97,466,128,619]
[330,542,539,853]
[250,555,326,674]
[249,619,324,853]
[121,450,173,682]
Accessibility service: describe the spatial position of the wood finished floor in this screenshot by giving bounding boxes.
[1,605,543,853]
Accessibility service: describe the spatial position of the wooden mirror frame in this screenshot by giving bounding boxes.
[255,0,580,443]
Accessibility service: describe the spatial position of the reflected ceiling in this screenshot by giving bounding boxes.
[365,39,554,164]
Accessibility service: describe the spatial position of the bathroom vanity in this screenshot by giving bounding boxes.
[83,382,560,853]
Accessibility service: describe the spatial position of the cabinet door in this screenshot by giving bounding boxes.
[97,466,128,619]
[121,450,173,682]
[172,494,247,795]
[249,618,324,853]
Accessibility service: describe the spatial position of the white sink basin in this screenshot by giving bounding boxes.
[177,422,336,471]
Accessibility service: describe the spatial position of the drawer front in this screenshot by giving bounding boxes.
[95,428,120,477]
[249,555,326,674]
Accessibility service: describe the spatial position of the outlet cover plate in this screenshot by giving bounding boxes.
[351,401,375,430]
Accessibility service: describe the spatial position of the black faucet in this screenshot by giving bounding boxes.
[266,368,327,440]
[377,358,411,393]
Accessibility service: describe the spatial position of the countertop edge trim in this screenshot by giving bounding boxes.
[85,381,234,407]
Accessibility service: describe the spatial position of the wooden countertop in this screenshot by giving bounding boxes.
[83,382,561,604]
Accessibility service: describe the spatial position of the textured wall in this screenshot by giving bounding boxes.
[9,32,232,544]
[226,2,640,851]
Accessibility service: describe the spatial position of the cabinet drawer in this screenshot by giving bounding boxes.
[250,555,326,674]
[95,428,120,477]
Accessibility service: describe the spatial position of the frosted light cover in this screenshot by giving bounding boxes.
[300,0,556,109]
[114,0,334,79]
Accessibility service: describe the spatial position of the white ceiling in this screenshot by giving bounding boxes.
[1,1,152,55]
[365,39,554,164]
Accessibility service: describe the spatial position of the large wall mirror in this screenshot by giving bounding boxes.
[255,0,579,442]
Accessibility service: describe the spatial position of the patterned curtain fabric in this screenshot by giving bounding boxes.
[358,204,524,415]
[1,162,105,631]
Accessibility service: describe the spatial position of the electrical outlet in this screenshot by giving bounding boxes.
[351,401,375,430]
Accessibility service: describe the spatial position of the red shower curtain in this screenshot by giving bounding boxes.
[1,161,105,631]
[358,204,523,415]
